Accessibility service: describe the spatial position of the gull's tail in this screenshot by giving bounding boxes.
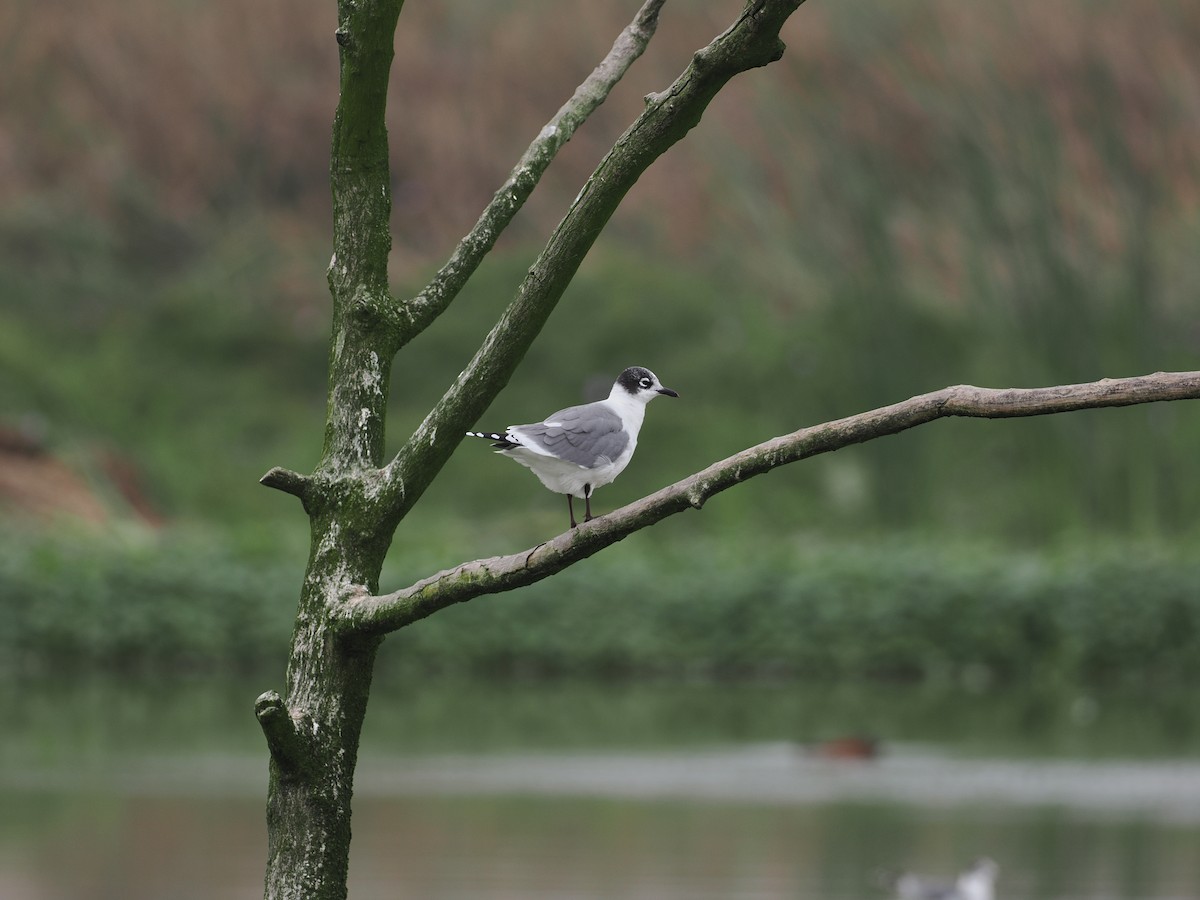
[466,430,518,450]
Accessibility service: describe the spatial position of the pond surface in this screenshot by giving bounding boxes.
[2,678,1199,899]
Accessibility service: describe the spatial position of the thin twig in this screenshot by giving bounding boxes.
[399,0,667,342]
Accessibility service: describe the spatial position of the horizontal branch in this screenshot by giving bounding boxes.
[398,0,666,344]
[336,370,1200,636]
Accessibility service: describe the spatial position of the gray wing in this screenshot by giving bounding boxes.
[510,401,629,467]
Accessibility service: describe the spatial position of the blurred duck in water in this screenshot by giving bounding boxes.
[799,735,881,760]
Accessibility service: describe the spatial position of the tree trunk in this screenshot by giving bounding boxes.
[256,0,401,892]
[256,501,394,898]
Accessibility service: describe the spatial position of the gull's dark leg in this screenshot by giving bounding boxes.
[567,494,577,529]
[583,483,593,522]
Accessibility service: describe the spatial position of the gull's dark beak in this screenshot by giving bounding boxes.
[657,387,679,398]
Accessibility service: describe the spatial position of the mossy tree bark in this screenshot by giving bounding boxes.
[254,2,1200,898]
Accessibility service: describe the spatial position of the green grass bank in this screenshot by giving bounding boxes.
[4,528,1197,687]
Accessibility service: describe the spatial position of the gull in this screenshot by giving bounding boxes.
[890,858,999,900]
[466,366,678,529]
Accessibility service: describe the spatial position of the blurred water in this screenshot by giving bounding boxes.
[2,678,1199,899]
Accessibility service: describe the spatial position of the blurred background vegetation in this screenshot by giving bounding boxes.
[1,0,1197,681]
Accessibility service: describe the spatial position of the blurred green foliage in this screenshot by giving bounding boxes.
[1,0,1198,675]
[3,223,1196,542]
[3,527,1198,687]
[0,527,298,673]
[3,0,1198,539]
[384,536,1200,686]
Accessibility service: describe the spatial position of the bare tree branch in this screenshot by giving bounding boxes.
[398,0,668,345]
[338,370,1200,636]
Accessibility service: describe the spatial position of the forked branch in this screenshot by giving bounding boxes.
[337,370,1200,635]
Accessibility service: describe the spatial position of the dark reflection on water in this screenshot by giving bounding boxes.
[3,677,1199,899]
